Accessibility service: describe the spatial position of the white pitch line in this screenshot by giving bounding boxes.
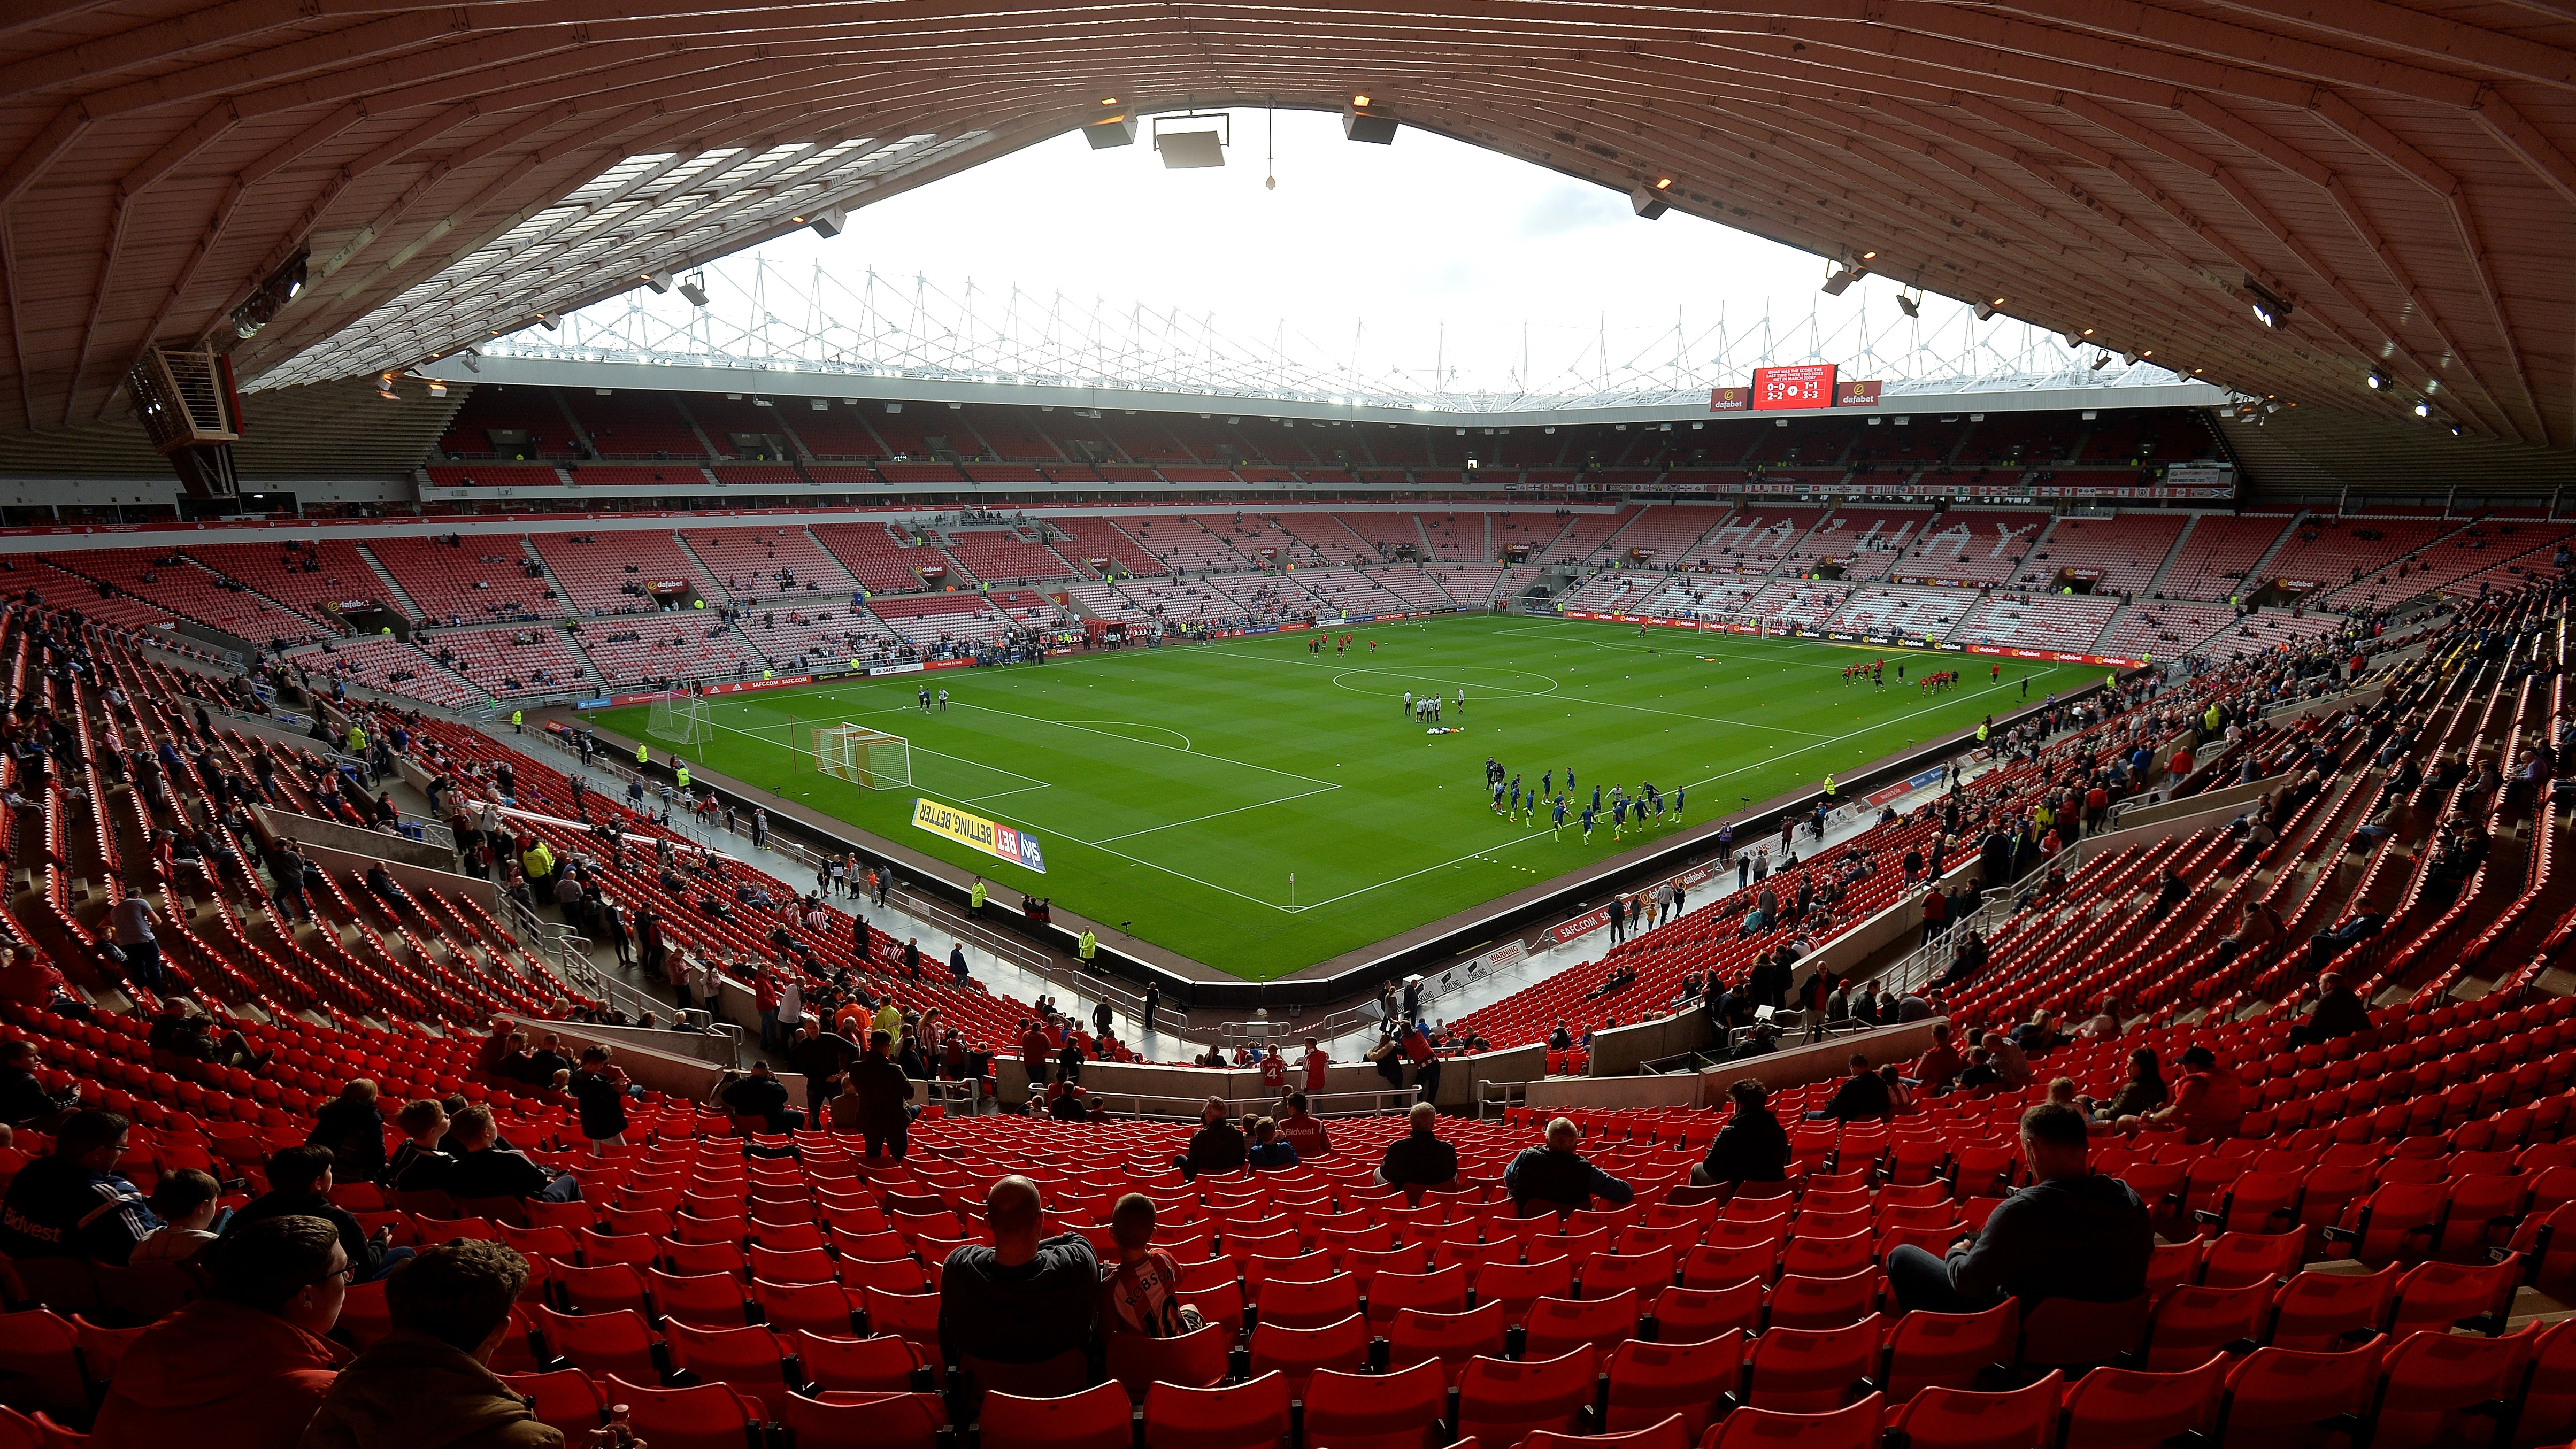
[1089,783,1344,845]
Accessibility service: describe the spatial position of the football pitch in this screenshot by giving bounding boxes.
[590,614,2086,978]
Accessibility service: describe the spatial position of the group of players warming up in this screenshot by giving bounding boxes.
[1481,756,1683,844]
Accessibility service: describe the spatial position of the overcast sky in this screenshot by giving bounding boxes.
[591,107,2078,397]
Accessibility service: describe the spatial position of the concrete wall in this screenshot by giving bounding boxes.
[1708,1016,1949,1095]
[990,1042,1547,1118]
[1526,1074,1704,1111]
[500,1013,806,1106]
[254,804,458,876]
[2118,773,2287,832]
[1586,1006,1713,1077]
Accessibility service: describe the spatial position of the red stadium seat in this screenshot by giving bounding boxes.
[1140,1371,1290,1449]
[1885,1374,2061,1449]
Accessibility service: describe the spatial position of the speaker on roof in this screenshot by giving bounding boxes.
[125,344,241,499]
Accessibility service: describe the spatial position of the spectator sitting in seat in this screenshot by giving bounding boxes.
[1374,1101,1462,1198]
[1244,1116,1299,1170]
[1886,1102,2151,1314]
[2288,972,2372,1047]
[2126,1045,2244,1142]
[1691,1079,1790,1190]
[93,1214,350,1449]
[298,1240,566,1449]
[1504,1116,1636,1217]
[936,1176,1098,1384]
[307,1080,388,1184]
[2094,1049,2167,1124]
[0,1109,158,1265]
[387,1100,455,1195]
[443,1105,581,1202]
[1276,1091,1332,1159]
[130,1168,226,1266]
[1096,1193,1202,1340]
[1172,1096,1246,1181]
[1805,1053,1893,1121]
[0,1038,77,1132]
[717,1062,804,1132]
[228,1145,411,1283]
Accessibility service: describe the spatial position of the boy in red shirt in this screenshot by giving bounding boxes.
[1302,1037,1330,1093]
[1278,1090,1332,1158]
[1098,1194,1202,1338]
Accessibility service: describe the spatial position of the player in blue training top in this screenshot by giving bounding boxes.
[1580,803,1596,843]
[1551,794,1569,837]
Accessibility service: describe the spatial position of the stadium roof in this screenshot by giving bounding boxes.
[1,2,2570,450]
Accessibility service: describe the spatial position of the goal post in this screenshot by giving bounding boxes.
[804,723,911,790]
[645,688,711,746]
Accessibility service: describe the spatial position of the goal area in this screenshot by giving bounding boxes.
[645,688,712,746]
[804,723,911,789]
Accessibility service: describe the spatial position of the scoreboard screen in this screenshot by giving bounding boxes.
[1751,363,1836,411]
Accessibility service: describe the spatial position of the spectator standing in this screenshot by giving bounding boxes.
[93,1215,350,1449]
[786,1018,858,1120]
[564,1048,630,1155]
[834,1030,915,1160]
[1886,1103,2151,1313]
[1690,1080,1790,1190]
[298,1240,562,1449]
[1503,1117,1637,1217]
[111,891,163,992]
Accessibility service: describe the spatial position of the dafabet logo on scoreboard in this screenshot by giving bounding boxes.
[911,797,1048,874]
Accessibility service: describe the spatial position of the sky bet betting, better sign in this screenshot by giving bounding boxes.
[911,797,1049,873]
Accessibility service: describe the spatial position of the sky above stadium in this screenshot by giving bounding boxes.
[587,107,2098,399]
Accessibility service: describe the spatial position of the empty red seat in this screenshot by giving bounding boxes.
[1140,1370,1289,1449]
[1303,1359,1447,1449]
[976,1381,1134,1449]
[1705,1391,1884,1449]
[1886,1374,2060,1449]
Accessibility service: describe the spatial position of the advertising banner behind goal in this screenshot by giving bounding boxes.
[911,797,1047,873]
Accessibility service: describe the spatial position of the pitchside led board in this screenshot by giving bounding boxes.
[1710,366,1881,412]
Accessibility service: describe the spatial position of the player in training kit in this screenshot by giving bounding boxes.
[1611,795,1627,839]
[1405,690,1413,716]
[1591,783,1603,814]
[1455,687,1466,717]
[1580,804,1596,842]
[1540,769,1554,800]
[1490,778,1506,813]
[1551,795,1568,837]
[1508,776,1522,816]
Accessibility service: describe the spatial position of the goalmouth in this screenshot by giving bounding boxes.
[804,723,912,790]
[645,687,712,746]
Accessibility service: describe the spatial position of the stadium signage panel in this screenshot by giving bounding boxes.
[912,797,1047,873]
[1551,905,1613,944]
[1709,387,1749,412]
[1752,364,1837,411]
[1834,380,1882,407]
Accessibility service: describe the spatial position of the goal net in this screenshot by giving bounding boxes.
[805,723,911,789]
[645,688,712,746]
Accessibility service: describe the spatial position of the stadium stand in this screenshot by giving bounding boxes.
[1696,509,1827,575]
[1122,517,1248,573]
[1534,509,1643,565]
[435,387,576,460]
[12,559,182,633]
[533,532,729,618]
[2158,516,2296,603]
[45,548,326,650]
[809,523,950,596]
[2264,519,2462,611]
[1606,507,1729,568]
[1950,593,2125,654]
[1895,512,2052,588]
[1744,579,1856,630]
[368,535,558,626]
[1335,512,1432,561]
[1827,585,1977,643]
[1421,513,1490,561]
[2020,514,2190,597]
[2097,602,2240,663]
[416,626,602,699]
[564,392,710,461]
[1432,565,1508,607]
[1785,509,1927,581]
[682,526,863,601]
[941,527,1085,585]
[1190,514,1334,571]
[286,636,486,710]
[1049,516,1166,579]
[184,541,398,636]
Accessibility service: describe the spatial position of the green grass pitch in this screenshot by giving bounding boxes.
[591,614,2088,979]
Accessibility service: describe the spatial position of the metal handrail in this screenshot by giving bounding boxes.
[1069,1087,1417,1122]
[1475,1078,1529,1119]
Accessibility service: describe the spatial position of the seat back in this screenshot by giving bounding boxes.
[1747,1314,1882,1413]
[1706,1391,1884,1449]
[1882,1299,2019,1404]
[1108,1322,1233,1396]
[2058,1354,2229,1449]
[1885,1374,2060,1449]
[1302,1360,1446,1449]
[1139,1370,1290,1449]
[780,1390,945,1449]
[495,1368,611,1437]
[2016,1293,2150,1370]
[1245,1314,1369,1395]
[2211,1339,2383,1449]
[1604,1332,1744,1439]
